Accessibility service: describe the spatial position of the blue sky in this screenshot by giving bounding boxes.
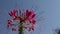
[0,0,60,34]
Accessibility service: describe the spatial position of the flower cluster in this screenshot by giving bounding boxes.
[7,9,36,31]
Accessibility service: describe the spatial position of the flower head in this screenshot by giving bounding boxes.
[8,9,36,31]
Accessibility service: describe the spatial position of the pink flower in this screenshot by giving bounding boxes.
[26,10,32,17]
[24,10,36,20]
[9,9,18,18]
[8,20,13,24]
[28,25,34,31]
[8,9,36,31]
[7,20,13,28]
[12,28,16,31]
[30,19,36,24]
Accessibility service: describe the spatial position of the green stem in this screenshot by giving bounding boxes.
[19,22,24,34]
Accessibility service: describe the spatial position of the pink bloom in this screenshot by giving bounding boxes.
[30,19,36,24]
[23,10,36,31]
[8,20,13,24]
[8,9,36,31]
[26,10,32,17]
[24,10,36,20]
[12,28,16,31]
[28,25,34,31]
[24,10,32,20]
[7,20,13,28]
[9,9,18,18]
